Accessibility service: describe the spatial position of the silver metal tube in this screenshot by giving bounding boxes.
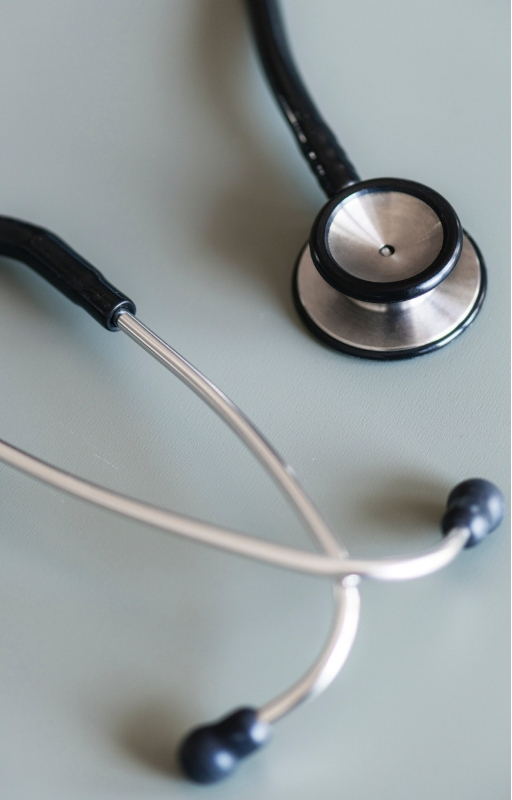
[116,312,345,560]
[258,578,361,724]
[114,315,469,579]
[0,439,468,579]
[0,311,469,728]
[116,312,361,722]
[0,437,342,574]
[114,313,469,723]
[0,310,363,724]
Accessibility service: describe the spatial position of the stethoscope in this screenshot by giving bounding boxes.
[0,0,505,787]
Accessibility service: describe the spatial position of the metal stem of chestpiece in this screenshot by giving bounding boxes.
[245,0,488,359]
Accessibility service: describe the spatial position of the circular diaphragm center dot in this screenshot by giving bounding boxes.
[379,245,394,257]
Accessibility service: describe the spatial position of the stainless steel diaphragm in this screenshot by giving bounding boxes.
[293,178,485,359]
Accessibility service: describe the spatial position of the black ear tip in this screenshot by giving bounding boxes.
[442,479,505,548]
[178,708,270,784]
[178,726,236,784]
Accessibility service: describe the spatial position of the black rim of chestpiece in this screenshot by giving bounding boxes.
[309,177,463,304]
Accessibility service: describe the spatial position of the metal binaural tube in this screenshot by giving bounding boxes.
[0,310,482,732]
[116,312,345,561]
[257,578,361,724]
[0,434,470,581]
[116,311,361,721]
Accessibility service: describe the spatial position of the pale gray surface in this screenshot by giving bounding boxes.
[0,1,509,798]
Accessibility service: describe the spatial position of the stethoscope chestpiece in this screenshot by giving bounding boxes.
[310,178,462,302]
[294,178,486,359]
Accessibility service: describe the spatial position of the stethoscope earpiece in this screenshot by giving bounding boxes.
[442,478,506,548]
[178,708,270,784]
[294,179,486,359]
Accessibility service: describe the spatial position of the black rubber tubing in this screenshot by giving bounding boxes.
[0,216,135,330]
[244,0,360,196]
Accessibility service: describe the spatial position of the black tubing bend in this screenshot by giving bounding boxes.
[0,216,135,330]
[244,0,360,196]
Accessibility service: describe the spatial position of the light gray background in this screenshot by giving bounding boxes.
[0,1,509,798]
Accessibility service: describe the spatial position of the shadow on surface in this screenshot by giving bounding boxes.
[355,474,447,543]
[114,700,188,777]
